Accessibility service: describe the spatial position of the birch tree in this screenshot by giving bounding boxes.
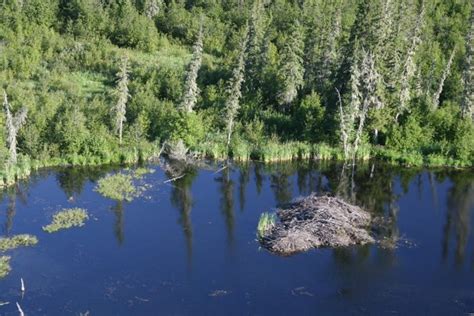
[179,21,204,113]
[225,27,248,149]
[3,91,27,165]
[112,56,130,144]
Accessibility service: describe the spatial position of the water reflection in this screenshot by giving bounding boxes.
[56,166,117,200]
[442,171,474,266]
[269,164,293,204]
[169,167,197,264]
[0,183,28,236]
[238,164,250,211]
[215,167,235,245]
[112,201,125,245]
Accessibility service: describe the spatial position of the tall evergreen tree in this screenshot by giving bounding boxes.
[462,0,474,120]
[397,0,425,119]
[144,0,162,19]
[277,20,304,109]
[244,0,266,94]
[112,56,130,144]
[179,20,204,113]
[225,27,249,149]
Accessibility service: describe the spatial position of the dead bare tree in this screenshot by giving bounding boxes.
[433,47,456,110]
[3,91,27,165]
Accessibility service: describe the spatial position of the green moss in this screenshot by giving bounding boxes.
[0,234,38,252]
[43,208,89,233]
[257,212,277,239]
[95,173,139,201]
[0,256,11,279]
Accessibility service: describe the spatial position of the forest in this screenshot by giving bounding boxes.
[0,0,473,187]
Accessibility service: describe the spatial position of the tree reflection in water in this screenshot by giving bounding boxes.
[169,166,197,264]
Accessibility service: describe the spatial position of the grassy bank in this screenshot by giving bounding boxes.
[1,139,471,189]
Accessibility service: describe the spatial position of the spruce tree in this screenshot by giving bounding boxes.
[462,0,474,120]
[397,0,425,119]
[244,0,266,94]
[277,20,304,109]
[179,21,204,113]
[225,27,248,149]
[112,56,130,144]
[144,0,162,20]
[2,91,27,165]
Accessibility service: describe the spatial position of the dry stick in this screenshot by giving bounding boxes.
[213,165,228,175]
[163,174,185,183]
[16,302,24,316]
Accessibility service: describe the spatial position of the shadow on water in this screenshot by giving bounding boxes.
[112,201,125,245]
[441,170,474,267]
[215,167,235,247]
[168,165,197,265]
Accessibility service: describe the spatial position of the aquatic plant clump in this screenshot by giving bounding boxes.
[257,213,277,239]
[95,173,139,201]
[258,194,374,255]
[133,167,155,179]
[0,234,38,252]
[43,208,89,233]
[0,256,11,279]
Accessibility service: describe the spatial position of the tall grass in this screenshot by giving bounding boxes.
[257,212,277,239]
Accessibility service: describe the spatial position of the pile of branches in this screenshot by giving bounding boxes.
[259,194,375,255]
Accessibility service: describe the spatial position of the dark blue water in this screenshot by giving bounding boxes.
[0,162,473,315]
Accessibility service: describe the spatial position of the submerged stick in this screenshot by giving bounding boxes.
[213,165,228,175]
[20,278,25,293]
[163,174,185,183]
[16,302,24,316]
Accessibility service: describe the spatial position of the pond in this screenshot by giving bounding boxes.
[0,161,473,315]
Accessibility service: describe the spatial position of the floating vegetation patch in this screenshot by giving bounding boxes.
[0,256,11,279]
[95,173,139,201]
[0,235,38,252]
[132,167,155,179]
[43,208,89,233]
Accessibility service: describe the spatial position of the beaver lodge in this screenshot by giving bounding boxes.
[258,194,375,255]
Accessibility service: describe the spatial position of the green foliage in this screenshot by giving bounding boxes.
[95,173,139,201]
[257,212,277,239]
[296,92,325,142]
[0,0,472,183]
[0,234,38,252]
[387,115,433,153]
[43,208,89,233]
[168,112,207,148]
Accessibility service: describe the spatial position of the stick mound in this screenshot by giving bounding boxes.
[259,194,375,255]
